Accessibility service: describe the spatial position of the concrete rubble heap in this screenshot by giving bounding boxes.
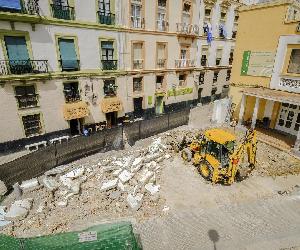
[0,137,171,237]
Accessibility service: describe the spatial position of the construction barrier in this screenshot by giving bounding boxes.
[0,221,142,250]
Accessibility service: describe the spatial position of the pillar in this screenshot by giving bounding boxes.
[295,129,300,150]
[251,97,260,129]
[238,94,246,126]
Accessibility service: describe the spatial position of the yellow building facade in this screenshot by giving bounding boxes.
[230,0,300,151]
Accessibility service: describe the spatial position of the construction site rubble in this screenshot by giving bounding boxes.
[0,180,7,197]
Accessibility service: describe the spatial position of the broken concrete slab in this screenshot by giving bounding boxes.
[57,200,68,207]
[0,206,11,228]
[118,181,127,192]
[132,157,143,167]
[42,177,60,192]
[145,183,160,195]
[0,180,7,196]
[112,168,122,176]
[20,178,39,191]
[45,165,70,176]
[118,170,134,183]
[127,193,143,211]
[100,179,118,192]
[109,190,121,200]
[5,199,33,221]
[138,169,154,184]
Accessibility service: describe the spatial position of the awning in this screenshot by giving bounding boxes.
[101,96,123,113]
[0,0,22,10]
[63,101,89,120]
[241,87,300,106]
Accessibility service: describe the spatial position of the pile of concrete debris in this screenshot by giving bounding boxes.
[0,137,171,237]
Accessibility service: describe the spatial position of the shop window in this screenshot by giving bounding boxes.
[156,75,164,89]
[199,72,205,85]
[178,73,187,87]
[133,77,143,92]
[288,49,300,74]
[63,82,80,103]
[15,85,38,109]
[22,114,42,137]
[104,79,117,96]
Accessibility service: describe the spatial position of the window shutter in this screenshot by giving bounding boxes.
[157,44,165,60]
[4,36,30,61]
[133,43,142,60]
[58,39,78,69]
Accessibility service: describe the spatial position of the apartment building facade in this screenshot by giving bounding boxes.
[0,0,239,151]
[229,0,300,151]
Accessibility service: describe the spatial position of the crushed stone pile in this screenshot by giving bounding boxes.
[0,137,172,238]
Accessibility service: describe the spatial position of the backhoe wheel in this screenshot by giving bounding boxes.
[181,148,192,162]
[198,160,213,181]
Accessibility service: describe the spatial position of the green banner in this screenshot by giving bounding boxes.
[241,51,251,76]
[168,87,193,97]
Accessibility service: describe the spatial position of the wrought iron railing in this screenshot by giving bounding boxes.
[0,0,40,15]
[102,60,118,70]
[157,59,166,68]
[175,59,195,68]
[51,4,75,20]
[131,16,144,29]
[176,23,199,36]
[157,19,168,31]
[59,60,80,71]
[16,94,39,109]
[133,59,144,70]
[97,11,115,25]
[0,60,48,75]
[64,93,81,103]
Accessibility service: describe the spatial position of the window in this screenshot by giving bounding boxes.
[22,114,42,137]
[157,43,166,68]
[156,75,164,89]
[58,38,79,71]
[182,2,191,24]
[99,0,111,13]
[101,41,117,70]
[211,87,217,99]
[133,77,143,92]
[232,24,237,38]
[234,14,239,22]
[216,48,223,66]
[220,11,226,20]
[131,0,143,28]
[178,73,187,87]
[132,42,144,69]
[104,79,117,96]
[15,85,38,109]
[63,82,80,103]
[51,0,74,20]
[288,49,300,74]
[199,72,205,85]
[98,0,115,25]
[229,49,234,65]
[205,8,211,19]
[226,70,231,81]
[201,46,208,66]
[158,0,166,8]
[213,71,219,83]
[157,0,167,31]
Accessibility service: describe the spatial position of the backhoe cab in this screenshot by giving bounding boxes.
[181,128,257,185]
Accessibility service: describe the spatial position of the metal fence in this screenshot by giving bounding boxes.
[0,109,190,187]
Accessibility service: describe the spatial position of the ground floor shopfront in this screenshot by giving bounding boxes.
[232,87,300,151]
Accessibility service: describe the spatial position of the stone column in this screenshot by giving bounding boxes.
[238,94,246,126]
[251,97,260,129]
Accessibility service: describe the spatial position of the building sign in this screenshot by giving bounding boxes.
[168,87,193,97]
[101,96,122,113]
[63,101,89,121]
[241,51,275,77]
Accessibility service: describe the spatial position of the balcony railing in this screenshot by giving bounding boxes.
[279,78,300,89]
[59,60,80,71]
[131,16,144,29]
[201,58,207,66]
[157,59,166,68]
[133,59,144,70]
[64,93,81,103]
[0,60,48,75]
[97,11,115,25]
[51,4,75,20]
[102,60,118,70]
[175,59,195,68]
[176,23,199,36]
[157,19,168,31]
[16,94,39,109]
[0,0,40,15]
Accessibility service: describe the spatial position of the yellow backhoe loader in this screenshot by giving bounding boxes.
[181,128,257,185]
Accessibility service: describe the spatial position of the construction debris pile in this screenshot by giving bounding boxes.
[0,137,171,237]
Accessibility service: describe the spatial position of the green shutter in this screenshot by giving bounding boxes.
[58,39,78,70]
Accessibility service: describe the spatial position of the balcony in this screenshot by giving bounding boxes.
[16,94,39,109]
[131,16,144,29]
[51,4,75,20]
[133,59,144,70]
[176,23,199,37]
[0,60,48,75]
[157,59,166,69]
[175,59,195,68]
[97,11,115,25]
[157,19,168,31]
[59,60,80,72]
[102,60,118,70]
[0,0,40,15]
[65,93,81,103]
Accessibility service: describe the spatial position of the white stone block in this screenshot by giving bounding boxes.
[5,199,33,221]
[127,193,143,211]
[100,179,118,191]
[118,181,127,192]
[42,177,60,192]
[132,157,143,167]
[20,178,39,190]
[112,169,122,176]
[63,167,85,179]
[139,169,154,184]
[118,170,134,183]
[145,183,160,195]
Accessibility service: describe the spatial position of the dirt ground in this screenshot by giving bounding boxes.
[1,117,300,249]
